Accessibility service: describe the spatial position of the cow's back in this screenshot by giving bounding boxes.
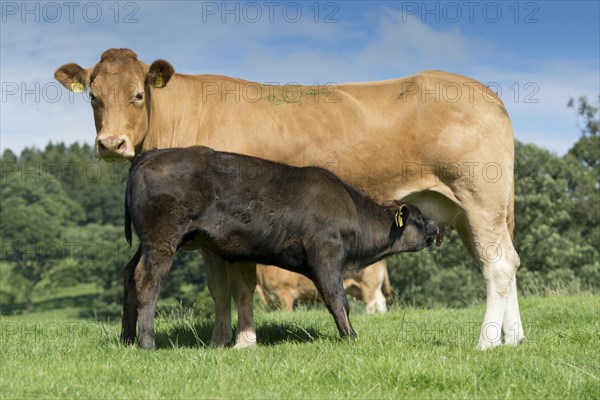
[144,70,513,207]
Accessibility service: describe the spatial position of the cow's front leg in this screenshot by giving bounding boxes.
[229,262,257,348]
[121,246,142,344]
[203,249,233,347]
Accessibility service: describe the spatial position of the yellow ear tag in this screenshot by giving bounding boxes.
[154,72,163,88]
[395,209,403,228]
[71,82,84,92]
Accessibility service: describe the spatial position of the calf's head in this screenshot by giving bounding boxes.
[390,203,438,252]
[54,48,174,161]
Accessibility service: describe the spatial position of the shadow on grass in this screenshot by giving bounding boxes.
[154,319,328,349]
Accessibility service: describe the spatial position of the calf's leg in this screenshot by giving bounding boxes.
[311,260,356,339]
[121,246,142,344]
[135,248,175,349]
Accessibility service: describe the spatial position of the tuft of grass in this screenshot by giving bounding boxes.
[1,295,598,399]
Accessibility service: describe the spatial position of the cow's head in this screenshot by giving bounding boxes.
[54,48,174,161]
[390,203,438,252]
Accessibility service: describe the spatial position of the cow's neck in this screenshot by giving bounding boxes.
[144,74,204,150]
[143,74,332,164]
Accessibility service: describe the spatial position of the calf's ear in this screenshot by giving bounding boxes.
[394,204,409,228]
[147,59,174,89]
[54,63,91,92]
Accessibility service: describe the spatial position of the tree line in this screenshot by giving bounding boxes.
[0,97,597,315]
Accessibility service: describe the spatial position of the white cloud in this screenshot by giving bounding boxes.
[470,59,599,153]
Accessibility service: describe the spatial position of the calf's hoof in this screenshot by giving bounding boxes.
[341,330,358,340]
[210,337,234,348]
[121,337,136,346]
[210,329,234,348]
[120,332,136,346]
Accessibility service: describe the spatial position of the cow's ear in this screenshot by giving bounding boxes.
[54,63,91,92]
[147,59,174,89]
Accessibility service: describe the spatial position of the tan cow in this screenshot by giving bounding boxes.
[55,48,524,349]
[256,261,391,313]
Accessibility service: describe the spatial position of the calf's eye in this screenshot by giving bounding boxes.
[135,92,144,101]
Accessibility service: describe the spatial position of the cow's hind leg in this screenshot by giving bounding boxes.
[361,261,388,314]
[365,287,388,314]
[229,262,257,349]
[121,245,142,344]
[456,213,524,349]
[203,250,233,347]
[278,290,295,311]
[135,248,175,349]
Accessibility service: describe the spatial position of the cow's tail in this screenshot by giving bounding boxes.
[507,158,516,241]
[382,263,392,299]
[507,201,515,241]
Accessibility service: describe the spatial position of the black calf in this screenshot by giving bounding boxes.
[124,146,438,348]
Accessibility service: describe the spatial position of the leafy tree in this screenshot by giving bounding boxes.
[513,141,599,292]
[0,173,85,310]
[1,92,598,315]
[61,224,134,316]
[566,96,600,247]
[1,149,17,164]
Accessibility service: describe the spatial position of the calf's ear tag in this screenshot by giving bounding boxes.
[154,72,163,88]
[395,209,403,228]
[71,82,84,92]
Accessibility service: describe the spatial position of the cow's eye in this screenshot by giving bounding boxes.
[135,92,144,101]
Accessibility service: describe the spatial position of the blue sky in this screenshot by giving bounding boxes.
[1,1,598,155]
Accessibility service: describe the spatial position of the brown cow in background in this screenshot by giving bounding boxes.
[256,261,391,313]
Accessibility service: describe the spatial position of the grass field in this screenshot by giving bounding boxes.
[1,294,598,399]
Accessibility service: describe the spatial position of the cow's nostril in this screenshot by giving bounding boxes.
[98,141,107,153]
[116,139,126,152]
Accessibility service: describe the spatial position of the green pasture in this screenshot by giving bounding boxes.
[1,293,598,399]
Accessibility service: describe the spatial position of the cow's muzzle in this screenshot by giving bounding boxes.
[96,135,135,161]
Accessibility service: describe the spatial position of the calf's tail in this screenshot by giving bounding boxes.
[124,181,133,249]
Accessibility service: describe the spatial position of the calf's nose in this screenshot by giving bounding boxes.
[422,220,438,247]
[427,220,439,237]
